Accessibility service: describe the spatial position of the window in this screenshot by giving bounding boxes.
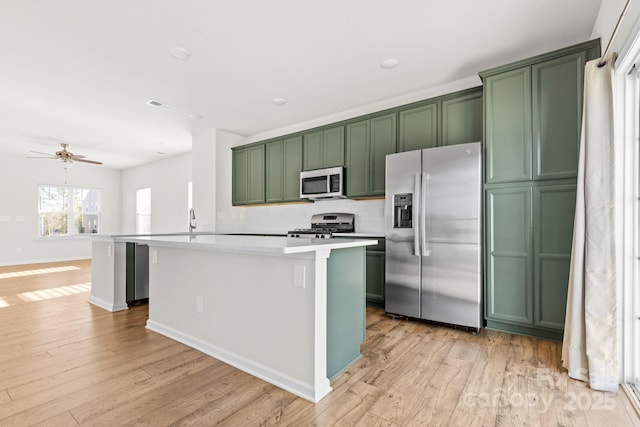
[617,31,640,397]
[136,187,151,234]
[38,185,101,237]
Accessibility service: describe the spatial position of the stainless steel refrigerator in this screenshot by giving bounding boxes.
[384,142,482,329]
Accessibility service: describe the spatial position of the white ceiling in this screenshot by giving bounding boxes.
[0,0,603,169]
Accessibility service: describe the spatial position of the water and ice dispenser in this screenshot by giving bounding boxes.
[393,193,413,228]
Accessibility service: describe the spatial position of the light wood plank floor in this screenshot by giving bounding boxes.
[0,259,638,426]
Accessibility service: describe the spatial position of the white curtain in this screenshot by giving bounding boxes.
[562,52,618,392]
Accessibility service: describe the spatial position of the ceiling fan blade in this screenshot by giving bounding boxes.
[30,150,54,156]
[71,154,86,159]
[26,156,55,159]
[74,158,103,165]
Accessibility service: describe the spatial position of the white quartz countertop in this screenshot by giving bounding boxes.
[333,232,385,238]
[109,234,377,255]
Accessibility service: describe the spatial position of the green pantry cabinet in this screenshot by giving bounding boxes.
[480,39,600,340]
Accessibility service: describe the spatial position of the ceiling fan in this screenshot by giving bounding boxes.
[28,143,103,165]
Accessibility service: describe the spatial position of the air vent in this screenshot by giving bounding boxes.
[146,100,176,110]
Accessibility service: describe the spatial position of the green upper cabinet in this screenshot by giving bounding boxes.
[484,67,532,184]
[345,113,396,197]
[265,141,283,203]
[266,136,302,203]
[398,102,439,152]
[303,126,344,170]
[232,148,248,206]
[532,52,585,180]
[441,90,483,146]
[482,40,595,185]
[232,144,265,205]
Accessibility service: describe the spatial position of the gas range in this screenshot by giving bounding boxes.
[287,213,355,239]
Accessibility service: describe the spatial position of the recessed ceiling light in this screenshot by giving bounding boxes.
[380,58,399,69]
[170,46,191,61]
[273,97,287,106]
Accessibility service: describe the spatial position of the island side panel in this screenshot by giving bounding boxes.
[326,246,366,379]
[89,239,128,312]
[146,245,329,401]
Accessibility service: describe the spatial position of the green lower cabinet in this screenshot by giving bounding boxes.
[485,182,575,341]
[366,245,385,307]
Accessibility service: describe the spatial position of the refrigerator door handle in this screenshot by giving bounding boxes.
[421,172,431,256]
[413,173,421,257]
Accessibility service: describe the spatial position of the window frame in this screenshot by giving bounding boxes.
[37,184,101,238]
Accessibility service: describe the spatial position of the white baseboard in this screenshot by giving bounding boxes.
[88,296,128,312]
[0,256,89,267]
[146,319,332,403]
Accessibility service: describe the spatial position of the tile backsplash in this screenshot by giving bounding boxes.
[217,198,385,235]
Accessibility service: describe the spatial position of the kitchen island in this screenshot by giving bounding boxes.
[90,234,376,403]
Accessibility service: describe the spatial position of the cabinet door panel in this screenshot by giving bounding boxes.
[485,67,532,183]
[283,136,302,201]
[323,126,345,167]
[534,184,576,330]
[265,140,283,203]
[247,145,265,204]
[345,120,370,197]
[303,131,323,170]
[533,52,585,180]
[370,114,396,195]
[486,186,533,324]
[398,102,439,152]
[366,251,385,306]
[442,91,483,146]
[232,148,248,205]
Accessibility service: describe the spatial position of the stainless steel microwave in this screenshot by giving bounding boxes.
[300,167,346,200]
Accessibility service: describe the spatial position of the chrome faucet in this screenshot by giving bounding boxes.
[189,208,197,234]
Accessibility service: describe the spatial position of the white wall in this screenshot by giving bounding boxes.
[0,153,121,266]
[192,129,218,231]
[120,152,192,234]
[592,0,640,57]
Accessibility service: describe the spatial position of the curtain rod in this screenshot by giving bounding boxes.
[599,0,633,67]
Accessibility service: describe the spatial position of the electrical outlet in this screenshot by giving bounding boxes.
[294,265,305,288]
[151,250,158,264]
[196,296,204,313]
[107,245,112,257]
